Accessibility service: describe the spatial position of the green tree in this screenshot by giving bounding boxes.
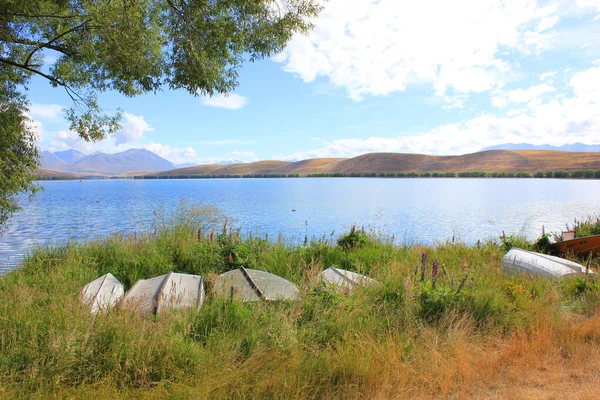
[0,64,38,230]
[0,0,320,227]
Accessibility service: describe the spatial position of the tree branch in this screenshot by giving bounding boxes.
[6,38,74,57]
[1,12,83,19]
[0,57,66,87]
[24,20,92,66]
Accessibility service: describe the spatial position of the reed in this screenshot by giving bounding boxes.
[1,204,599,398]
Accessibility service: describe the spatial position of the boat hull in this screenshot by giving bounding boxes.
[501,248,588,278]
[321,267,379,290]
[213,268,300,302]
[122,272,205,315]
[551,234,600,256]
[80,273,125,314]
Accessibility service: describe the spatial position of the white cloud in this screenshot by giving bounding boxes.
[48,130,94,153]
[114,113,154,145]
[277,66,600,159]
[275,0,559,101]
[491,83,556,108]
[536,16,559,32]
[24,114,43,141]
[224,151,258,162]
[28,104,63,120]
[143,143,197,165]
[195,139,255,145]
[540,71,557,81]
[570,66,600,103]
[194,151,259,165]
[141,145,258,165]
[577,0,600,11]
[201,93,248,110]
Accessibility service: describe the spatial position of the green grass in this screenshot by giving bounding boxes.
[1,205,600,398]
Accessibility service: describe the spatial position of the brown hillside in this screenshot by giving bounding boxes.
[118,170,161,177]
[334,153,443,173]
[157,150,600,176]
[442,150,533,172]
[159,160,290,176]
[512,150,600,171]
[35,169,79,179]
[274,158,344,174]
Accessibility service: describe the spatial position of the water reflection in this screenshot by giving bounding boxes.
[1,178,599,271]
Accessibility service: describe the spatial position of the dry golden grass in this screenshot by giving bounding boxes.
[118,170,162,177]
[159,160,290,176]
[34,168,80,179]
[158,150,600,177]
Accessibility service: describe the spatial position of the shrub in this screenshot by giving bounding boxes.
[337,226,370,249]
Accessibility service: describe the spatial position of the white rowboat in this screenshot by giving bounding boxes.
[321,267,379,289]
[501,248,589,278]
[213,267,300,302]
[80,273,125,314]
[122,272,205,315]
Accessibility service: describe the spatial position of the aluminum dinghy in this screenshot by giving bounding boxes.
[501,248,588,278]
[213,267,300,302]
[80,273,125,314]
[122,272,205,315]
[321,267,379,289]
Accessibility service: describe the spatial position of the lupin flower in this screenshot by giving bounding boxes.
[432,261,439,288]
[421,252,427,282]
[197,229,202,242]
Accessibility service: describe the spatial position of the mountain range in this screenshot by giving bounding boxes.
[158,149,600,177]
[481,142,600,152]
[38,143,600,178]
[39,149,195,175]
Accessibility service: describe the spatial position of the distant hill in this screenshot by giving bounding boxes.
[482,143,600,152]
[35,169,79,179]
[39,148,176,175]
[40,151,68,172]
[157,150,600,177]
[53,149,87,163]
[72,149,174,174]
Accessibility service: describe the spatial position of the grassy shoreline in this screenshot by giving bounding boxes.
[2,207,600,399]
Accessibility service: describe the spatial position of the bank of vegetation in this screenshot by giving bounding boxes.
[1,206,600,398]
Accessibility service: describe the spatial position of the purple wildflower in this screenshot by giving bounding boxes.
[421,252,427,282]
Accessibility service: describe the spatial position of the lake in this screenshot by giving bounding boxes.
[1,178,599,273]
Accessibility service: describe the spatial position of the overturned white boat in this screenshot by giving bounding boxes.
[321,267,379,289]
[122,272,205,315]
[80,273,125,314]
[501,248,589,278]
[213,267,300,302]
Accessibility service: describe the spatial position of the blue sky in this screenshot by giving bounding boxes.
[28,0,600,165]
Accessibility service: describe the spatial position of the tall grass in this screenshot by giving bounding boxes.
[1,204,600,398]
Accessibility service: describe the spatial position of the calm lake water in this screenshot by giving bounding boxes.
[1,178,600,273]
